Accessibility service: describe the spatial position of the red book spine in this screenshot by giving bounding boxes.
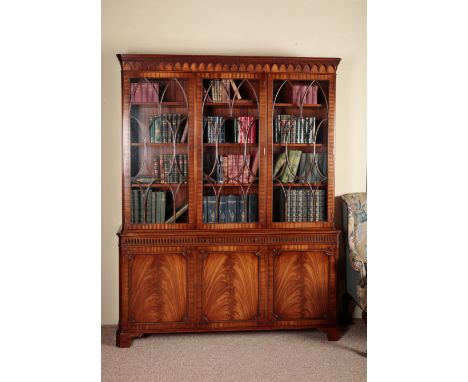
[227,155,232,183]
[248,117,256,143]
[306,85,313,104]
[243,154,250,183]
[134,83,141,103]
[238,117,245,143]
[142,82,148,103]
[300,85,307,105]
[292,84,299,105]
[312,85,318,104]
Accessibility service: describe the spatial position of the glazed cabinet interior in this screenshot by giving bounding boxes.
[117,54,341,347]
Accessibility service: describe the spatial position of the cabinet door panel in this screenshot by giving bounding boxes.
[201,251,260,324]
[273,250,329,321]
[129,252,188,324]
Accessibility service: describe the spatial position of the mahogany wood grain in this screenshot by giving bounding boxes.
[201,251,259,322]
[273,251,329,320]
[129,253,188,323]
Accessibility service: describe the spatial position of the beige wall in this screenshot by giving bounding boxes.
[102,0,366,324]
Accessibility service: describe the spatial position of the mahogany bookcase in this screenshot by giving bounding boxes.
[116,54,341,347]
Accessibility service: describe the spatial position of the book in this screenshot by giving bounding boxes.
[145,190,151,223]
[230,79,242,100]
[227,195,237,222]
[248,150,260,182]
[219,196,228,223]
[207,196,217,223]
[165,203,188,223]
[248,194,258,222]
[203,197,208,223]
[280,150,302,183]
[297,153,307,182]
[159,191,166,223]
[237,196,247,222]
[273,153,286,178]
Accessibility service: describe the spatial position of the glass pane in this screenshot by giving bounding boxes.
[129,78,189,224]
[201,79,260,224]
[272,80,329,222]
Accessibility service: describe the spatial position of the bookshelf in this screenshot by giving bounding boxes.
[117,54,341,347]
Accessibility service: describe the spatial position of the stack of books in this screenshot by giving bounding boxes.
[131,189,166,223]
[204,116,257,143]
[215,154,250,183]
[278,189,326,222]
[288,84,318,105]
[149,114,188,143]
[131,82,159,103]
[238,116,256,143]
[273,151,327,183]
[273,115,318,144]
[203,194,258,223]
[210,80,230,102]
[153,154,188,183]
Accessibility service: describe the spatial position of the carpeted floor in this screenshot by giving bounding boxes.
[102,321,366,382]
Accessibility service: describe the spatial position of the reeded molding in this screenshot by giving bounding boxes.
[120,234,337,246]
[117,54,340,74]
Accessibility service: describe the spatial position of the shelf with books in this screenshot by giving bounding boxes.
[203,183,258,188]
[202,77,260,226]
[204,101,257,107]
[131,183,188,188]
[131,101,187,107]
[273,143,324,149]
[131,143,188,147]
[274,103,324,108]
[273,183,326,188]
[204,143,257,147]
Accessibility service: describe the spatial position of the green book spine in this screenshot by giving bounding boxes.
[156,191,161,223]
[290,189,297,222]
[138,190,144,224]
[154,116,162,143]
[248,194,258,222]
[203,196,208,223]
[297,153,307,183]
[160,191,166,223]
[131,189,136,223]
[207,196,217,223]
[227,195,237,223]
[219,195,228,223]
[273,152,286,178]
[297,189,304,222]
[151,191,156,224]
[146,191,151,224]
[236,196,246,222]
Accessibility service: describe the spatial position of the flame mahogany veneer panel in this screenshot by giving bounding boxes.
[273,251,328,320]
[129,253,187,323]
[202,252,259,322]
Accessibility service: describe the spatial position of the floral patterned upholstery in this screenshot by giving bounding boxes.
[341,192,367,312]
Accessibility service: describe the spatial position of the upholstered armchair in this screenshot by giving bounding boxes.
[341,192,367,322]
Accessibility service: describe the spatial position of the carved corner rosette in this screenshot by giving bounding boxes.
[200,315,208,324]
[271,313,281,322]
[199,250,209,262]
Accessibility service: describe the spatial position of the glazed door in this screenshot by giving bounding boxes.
[197,247,267,329]
[268,247,337,326]
[127,249,195,329]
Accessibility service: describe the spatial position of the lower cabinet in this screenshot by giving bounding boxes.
[126,250,195,328]
[269,248,336,325]
[117,237,339,347]
[198,248,265,329]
